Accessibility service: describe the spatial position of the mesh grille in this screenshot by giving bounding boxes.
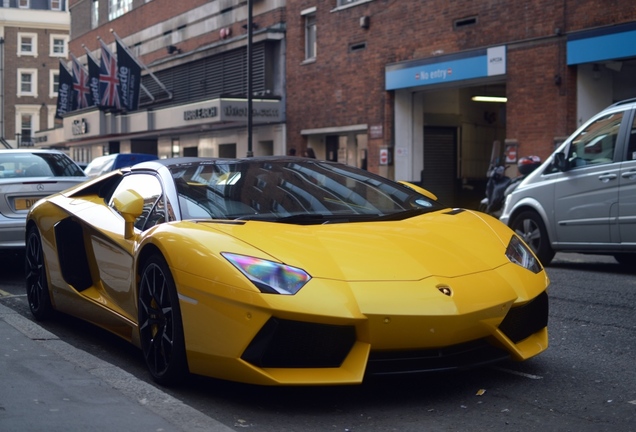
[499,290,549,343]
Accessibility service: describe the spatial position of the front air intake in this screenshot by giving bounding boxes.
[242,318,356,368]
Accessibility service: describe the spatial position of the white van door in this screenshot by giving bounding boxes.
[554,111,624,246]
[618,117,636,244]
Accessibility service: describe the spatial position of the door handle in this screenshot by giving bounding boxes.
[621,170,636,180]
[598,173,617,182]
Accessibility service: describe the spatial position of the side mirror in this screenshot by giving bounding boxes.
[398,181,438,201]
[112,189,144,239]
[553,152,569,172]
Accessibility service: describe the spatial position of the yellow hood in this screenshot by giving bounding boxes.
[205,209,511,281]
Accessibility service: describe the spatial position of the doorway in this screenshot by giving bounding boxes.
[422,126,458,207]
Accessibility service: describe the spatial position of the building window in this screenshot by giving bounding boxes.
[50,70,60,98]
[18,69,38,97]
[21,114,33,147]
[92,0,99,29]
[302,8,317,61]
[19,0,29,8]
[51,0,61,10]
[108,0,132,21]
[50,35,68,57]
[18,33,38,57]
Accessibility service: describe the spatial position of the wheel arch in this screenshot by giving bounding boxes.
[508,198,555,247]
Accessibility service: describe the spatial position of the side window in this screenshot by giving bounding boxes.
[109,174,166,231]
[567,111,623,169]
[628,112,636,161]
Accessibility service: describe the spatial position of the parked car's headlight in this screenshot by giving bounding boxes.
[505,235,542,273]
[222,253,311,295]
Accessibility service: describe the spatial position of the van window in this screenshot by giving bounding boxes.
[567,112,623,168]
[628,114,636,161]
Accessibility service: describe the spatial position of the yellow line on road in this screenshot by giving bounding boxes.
[0,289,13,297]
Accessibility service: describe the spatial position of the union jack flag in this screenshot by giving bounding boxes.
[99,39,121,109]
[71,56,92,110]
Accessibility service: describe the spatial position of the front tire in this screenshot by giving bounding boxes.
[138,254,187,386]
[25,226,54,321]
[511,210,555,266]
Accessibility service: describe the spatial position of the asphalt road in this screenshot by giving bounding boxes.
[1,251,635,431]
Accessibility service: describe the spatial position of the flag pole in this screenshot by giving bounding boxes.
[110,30,172,100]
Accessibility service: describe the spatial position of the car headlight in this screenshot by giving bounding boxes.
[222,253,311,295]
[505,235,542,273]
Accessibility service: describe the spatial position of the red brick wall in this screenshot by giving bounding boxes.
[286,0,636,167]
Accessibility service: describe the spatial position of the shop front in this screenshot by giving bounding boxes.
[34,98,285,165]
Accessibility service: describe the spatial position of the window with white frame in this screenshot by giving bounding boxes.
[50,34,68,57]
[15,106,40,147]
[92,0,99,28]
[108,0,132,20]
[47,105,57,129]
[19,0,29,8]
[18,33,38,57]
[50,70,60,98]
[302,7,317,61]
[18,69,38,97]
[51,0,61,10]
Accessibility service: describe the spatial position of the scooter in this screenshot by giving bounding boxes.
[479,155,541,217]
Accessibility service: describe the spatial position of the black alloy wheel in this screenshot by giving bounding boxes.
[25,226,54,321]
[138,254,187,386]
[511,210,555,266]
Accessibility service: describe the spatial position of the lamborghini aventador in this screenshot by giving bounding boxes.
[25,156,549,386]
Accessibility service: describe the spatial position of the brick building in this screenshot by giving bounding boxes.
[36,0,286,165]
[31,1,636,209]
[285,0,636,207]
[0,0,69,148]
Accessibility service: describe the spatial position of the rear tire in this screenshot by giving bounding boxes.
[138,254,188,386]
[511,211,555,266]
[25,226,54,321]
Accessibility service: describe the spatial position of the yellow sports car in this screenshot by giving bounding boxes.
[25,157,549,386]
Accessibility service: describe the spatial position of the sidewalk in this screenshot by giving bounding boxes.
[0,302,235,432]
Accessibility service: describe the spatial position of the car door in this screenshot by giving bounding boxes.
[554,110,626,246]
[85,172,166,321]
[618,110,636,244]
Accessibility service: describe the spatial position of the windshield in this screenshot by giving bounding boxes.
[0,152,85,178]
[170,159,442,223]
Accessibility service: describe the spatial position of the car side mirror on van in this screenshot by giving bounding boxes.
[553,152,569,172]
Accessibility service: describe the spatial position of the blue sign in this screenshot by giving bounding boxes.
[567,22,636,65]
[385,46,506,91]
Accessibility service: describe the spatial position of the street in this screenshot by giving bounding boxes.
[1,251,635,431]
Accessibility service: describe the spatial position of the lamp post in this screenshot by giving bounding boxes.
[246,0,253,157]
[15,133,21,149]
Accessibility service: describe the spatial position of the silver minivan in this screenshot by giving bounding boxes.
[500,98,636,266]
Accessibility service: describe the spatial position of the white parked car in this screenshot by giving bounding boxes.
[500,98,636,266]
[0,149,87,250]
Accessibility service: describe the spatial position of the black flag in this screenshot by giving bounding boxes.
[55,60,74,119]
[116,40,141,111]
[86,51,101,108]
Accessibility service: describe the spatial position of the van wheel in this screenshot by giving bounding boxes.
[511,211,555,266]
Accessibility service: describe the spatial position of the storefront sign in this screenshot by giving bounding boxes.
[184,107,218,121]
[72,118,89,136]
[385,46,506,90]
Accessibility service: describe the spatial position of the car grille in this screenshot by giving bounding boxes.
[498,290,549,343]
[242,318,356,368]
[366,339,510,376]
